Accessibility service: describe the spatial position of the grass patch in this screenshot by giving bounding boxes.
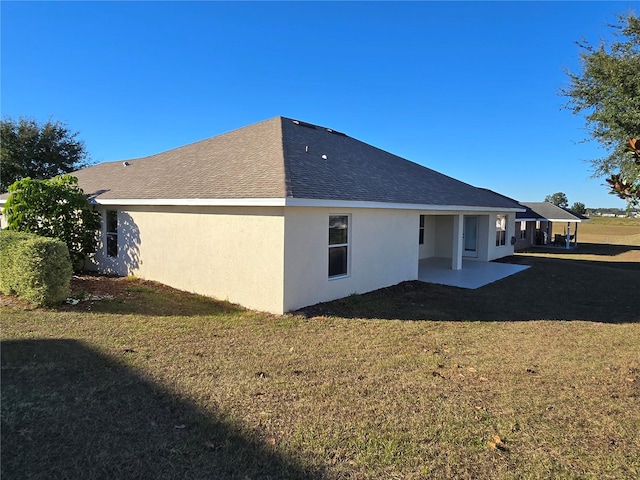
[2,219,639,479]
[552,216,640,247]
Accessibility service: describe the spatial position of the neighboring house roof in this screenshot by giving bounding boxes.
[517,202,589,222]
[2,117,523,211]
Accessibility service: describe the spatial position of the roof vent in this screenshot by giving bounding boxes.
[123,161,130,167]
[327,128,346,137]
[292,119,317,129]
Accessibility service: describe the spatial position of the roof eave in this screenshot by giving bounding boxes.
[88,197,525,212]
[517,215,589,222]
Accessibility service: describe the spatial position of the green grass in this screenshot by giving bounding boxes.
[2,218,639,479]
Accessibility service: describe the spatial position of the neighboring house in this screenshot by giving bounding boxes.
[1,117,524,313]
[514,202,589,251]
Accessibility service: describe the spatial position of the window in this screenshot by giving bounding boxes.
[328,215,349,278]
[419,215,425,245]
[519,220,527,239]
[106,210,118,257]
[495,215,507,246]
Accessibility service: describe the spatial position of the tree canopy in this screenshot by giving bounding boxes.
[570,202,586,215]
[0,117,89,191]
[562,13,640,205]
[3,175,101,270]
[544,192,569,208]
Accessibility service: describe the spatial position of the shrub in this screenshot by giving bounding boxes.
[0,230,72,306]
[3,175,100,271]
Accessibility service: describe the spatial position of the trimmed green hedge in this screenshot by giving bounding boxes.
[0,230,73,306]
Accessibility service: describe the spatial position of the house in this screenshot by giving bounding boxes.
[514,202,589,250]
[3,117,525,313]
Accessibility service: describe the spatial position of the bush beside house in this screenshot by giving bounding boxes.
[0,230,73,306]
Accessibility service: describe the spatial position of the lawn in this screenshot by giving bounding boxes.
[2,218,639,479]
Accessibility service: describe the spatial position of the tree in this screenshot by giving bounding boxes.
[571,201,586,215]
[544,192,569,208]
[0,117,89,191]
[3,175,101,270]
[562,13,640,206]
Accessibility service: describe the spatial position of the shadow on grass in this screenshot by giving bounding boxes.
[297,255,639,324]
[1,339,325,480]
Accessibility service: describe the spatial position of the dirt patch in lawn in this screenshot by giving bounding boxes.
[1,273,243,317]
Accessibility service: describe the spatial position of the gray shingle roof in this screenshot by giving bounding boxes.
[72,117,287,201]
[62,116,522,209]
[517,202,589,222]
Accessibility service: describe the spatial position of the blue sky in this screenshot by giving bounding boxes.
[2,1,637,208]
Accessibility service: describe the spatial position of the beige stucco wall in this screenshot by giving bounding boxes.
[88,206,286,313]
[486,212,516,260]
[433,215,454,257]
[418,215,436,259]
[472,214,490,261]
[282,207,419,312]
[85,204,519,314]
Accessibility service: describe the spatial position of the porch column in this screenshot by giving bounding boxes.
[566,222,571,249]
[452,214,463,270]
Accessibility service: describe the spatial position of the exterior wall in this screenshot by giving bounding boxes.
[85,204,520,314]
[282,207,419,312]
[418,215,436,259]
[514,220,535,251]
[430,214,491,261]
[88,205,286,313]
[472,215,491,261]
[486,212,516,261]
[433,216,454,257]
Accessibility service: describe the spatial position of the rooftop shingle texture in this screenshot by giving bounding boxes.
[73,117,287,200]
[65,116,520,209]
[517,202,589,221]
[281,120,518,208]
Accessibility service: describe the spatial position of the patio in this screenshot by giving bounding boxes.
[418,257,529,289]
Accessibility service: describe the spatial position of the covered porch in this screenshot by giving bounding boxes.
[551,222,581,249]
[515,202,589,251]
[418,257,529,289]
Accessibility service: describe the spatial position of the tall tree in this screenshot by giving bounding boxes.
[545,192,569,208]
[0,117,89,191]
[562,13,640,206]
[570,202,586,215]
[3,175,101,270]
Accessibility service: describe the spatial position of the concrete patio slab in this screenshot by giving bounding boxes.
[418,257,529,289]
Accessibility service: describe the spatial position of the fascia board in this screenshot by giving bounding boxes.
[519,216,589,223]
[89,197,525,212]
[543,218,589,223]
[283,198,526,212]
[89,198,288,207]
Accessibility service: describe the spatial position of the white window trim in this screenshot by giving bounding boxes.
[106,210,118,258]
[328,214,351,280]
[495,214,507,247]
